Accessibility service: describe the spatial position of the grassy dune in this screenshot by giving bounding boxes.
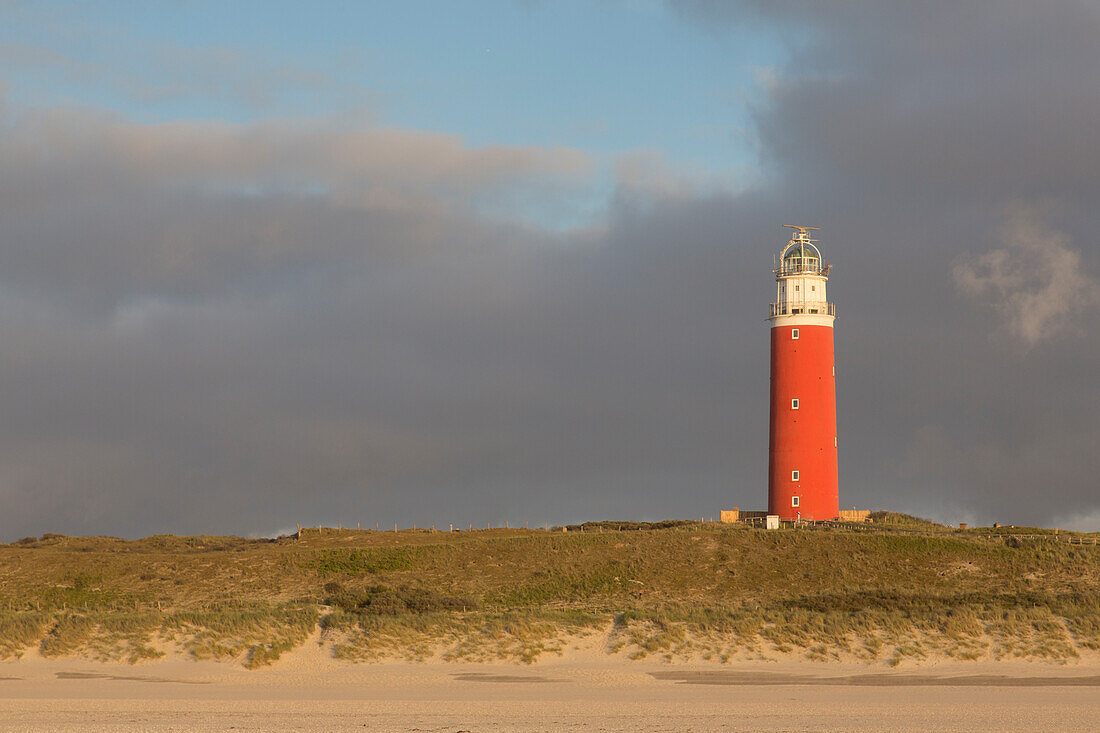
[1,519,1098,666]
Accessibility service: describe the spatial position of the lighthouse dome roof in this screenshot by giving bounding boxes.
[783,242,818,256]
[783,243,820,260]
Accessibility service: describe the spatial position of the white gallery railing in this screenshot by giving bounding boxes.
[769,302,836,317]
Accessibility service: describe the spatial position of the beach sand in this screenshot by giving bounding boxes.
[2,640,1099,732]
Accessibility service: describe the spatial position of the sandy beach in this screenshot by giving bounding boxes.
[3,643,1100,732]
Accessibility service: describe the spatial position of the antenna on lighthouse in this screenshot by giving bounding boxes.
[782,224,820,243]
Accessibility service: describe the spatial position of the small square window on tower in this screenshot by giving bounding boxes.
[792,496,800,507]
[791,328,799,340]
[794,285,799,291]
[791,398,799,409]
[791,470,799,481]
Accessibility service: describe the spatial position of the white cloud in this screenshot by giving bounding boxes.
[954,204,1096,344]
[613,150,740,204]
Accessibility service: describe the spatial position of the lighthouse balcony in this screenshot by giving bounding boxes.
[770,301,836,317]
[774,263,831,278]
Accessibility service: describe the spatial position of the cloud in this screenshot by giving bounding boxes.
[0,34,374,114]
[667,0,1100,527]
[677,1,1100,202]
[613,150,742,204]
[1051,509,1100,533]
[0,110,592,310]
[3,110,590,204]
[0,105,756,538]
[2,2,1100,539]
[954,204,1097,344]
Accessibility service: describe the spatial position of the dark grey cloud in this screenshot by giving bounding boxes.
[1,2,1098,538]
[673,0,1100,527]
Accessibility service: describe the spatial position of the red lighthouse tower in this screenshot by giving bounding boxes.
[768,225,839,521]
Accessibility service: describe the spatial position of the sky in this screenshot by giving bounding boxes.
[0,0,1097,538]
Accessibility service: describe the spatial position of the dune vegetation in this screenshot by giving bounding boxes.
[0,518,1097,667]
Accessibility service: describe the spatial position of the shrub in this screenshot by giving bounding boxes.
[322,582,475,617]
[304,548,414,575]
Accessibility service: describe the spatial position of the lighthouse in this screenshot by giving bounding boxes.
[768,225,839,521]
